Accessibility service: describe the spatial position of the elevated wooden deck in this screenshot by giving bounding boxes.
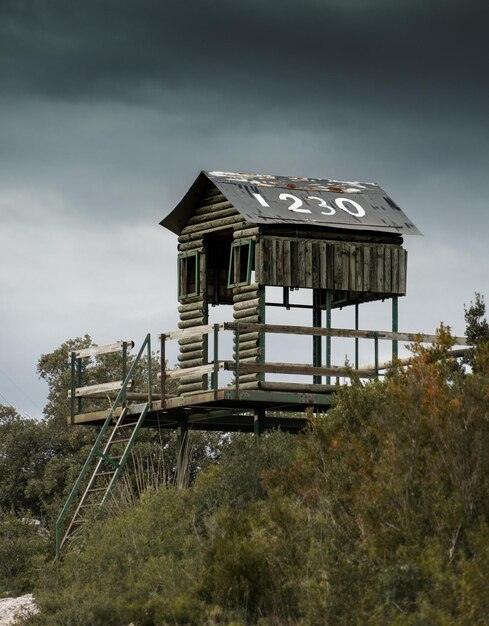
[69,322,469,434]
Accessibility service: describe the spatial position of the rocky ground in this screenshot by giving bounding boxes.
[0,595,37,625]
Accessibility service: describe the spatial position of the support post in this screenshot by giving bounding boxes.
[76,357,82,415]
[146,334,152,405]
[176,421,189,489]
[325,291,332,385]
[122,341,128,405]
[355,303,359,370]
[235,324,240,397]
[258,285,266,382]
[392,296,399,359]
[313,289,322,384]
[374,332,379,379]
[254,410,265,438]
[212,323,219,398]
[70,352,76,423]
[160,334,166,408]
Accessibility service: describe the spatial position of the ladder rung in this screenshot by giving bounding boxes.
[109,438,131,445]
[94,471,116,477]
[118,421,139,428]
[87,487,107,493]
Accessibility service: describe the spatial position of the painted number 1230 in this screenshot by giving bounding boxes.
[252,192,366,218]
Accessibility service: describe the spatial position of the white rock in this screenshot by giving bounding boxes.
[0,595,38,625]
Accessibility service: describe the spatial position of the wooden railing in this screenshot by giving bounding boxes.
[159,323,469,403]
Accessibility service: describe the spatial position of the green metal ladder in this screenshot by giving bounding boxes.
[56,334,153,559]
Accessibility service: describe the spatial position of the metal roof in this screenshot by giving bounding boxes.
[160,171,421,236]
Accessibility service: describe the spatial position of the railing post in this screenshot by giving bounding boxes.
[122,341,128,405]
[313,289,322,384]
[374,332,379,379]
[325,291,332,385]
[76,356,82,415]
[235,323,240,397]
[160,334,166,408]
[392,296,399,359]
[212,323,219,398]
[70,352,75,424]
[147,334,152,405]
[355,303,359,370]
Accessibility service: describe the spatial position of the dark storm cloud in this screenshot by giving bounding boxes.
[1,0,488,124]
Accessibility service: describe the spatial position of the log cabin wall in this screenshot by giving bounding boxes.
[231,224,264,390]
[176,187,263,394]
[256,236,407,302]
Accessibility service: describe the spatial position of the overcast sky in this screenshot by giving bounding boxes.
[1,0,488,418]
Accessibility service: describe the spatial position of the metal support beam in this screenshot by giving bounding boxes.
[355,303,359,370]
[258,285,266,382]
[325,291,332,384]
[392,296,399,359]
[254,410,265,438]
[313,289,322,384]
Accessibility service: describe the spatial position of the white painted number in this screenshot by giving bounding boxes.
[334,198,366,217]
[307,196,335,216]
[252,193,270,208]
[253,191,367,219]
[278,193,311,213]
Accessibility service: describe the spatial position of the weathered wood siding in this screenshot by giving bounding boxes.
[257,237,407,296]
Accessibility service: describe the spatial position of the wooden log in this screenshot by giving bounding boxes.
[233,227,260,239]
[181,215,245,236]
[233,282,260,295]
[178,335,204,347]
[177,349,204,362]
[179,309,205,321]
[194,200,233,215]
[178,301,206,314]
[236,373,260,384]
[235,331,261,343]
[188,206,237,225]
[178,357,206,369]
[177,240,204,252]
[177,318,206,330]
[224,322,467,345]
[72,380,133,398]
[259,381,337,394]
[167,363,219,380]
[233,290,260,304]
[236,381,260,389]
[233,339,259,352]
[228,361,374,378]
[178,222,246,243]
[169,373,203,384]
[233,309,260,324]
[179,382,206,394]
[75,341,134,359]
[179,341,204,353]
[234,298,260,311]
[167,323,220,341]
[234,347,261,360]
[236,355,261,364]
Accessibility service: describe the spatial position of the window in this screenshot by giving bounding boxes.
[178,251,200,299]
[228,240,254,288]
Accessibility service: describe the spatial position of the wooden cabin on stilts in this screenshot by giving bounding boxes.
[55,169,468,557]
